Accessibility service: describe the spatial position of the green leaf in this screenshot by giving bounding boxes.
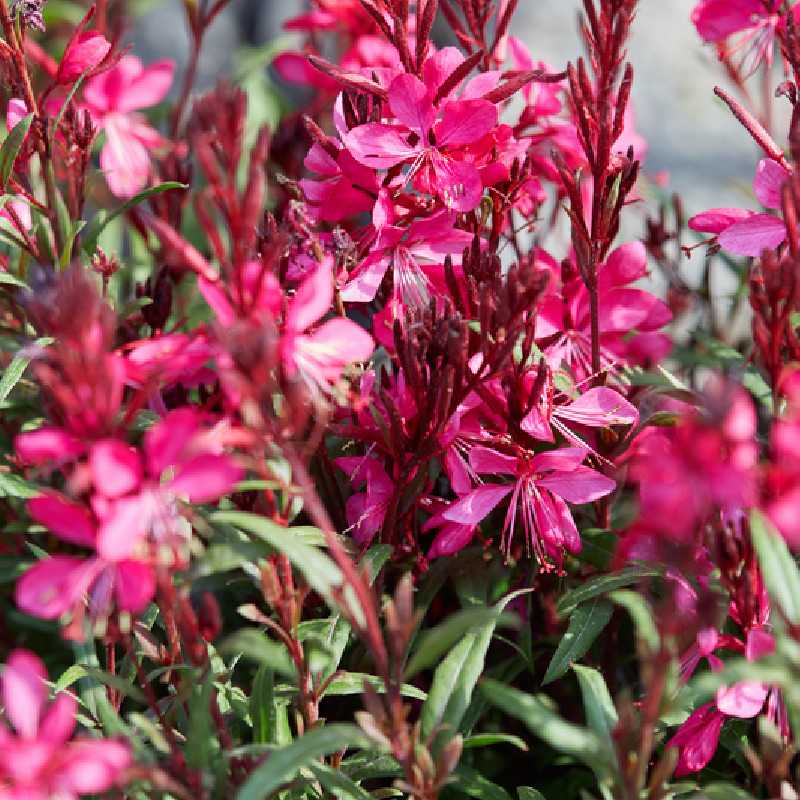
[420,590,527,747]
[305,762,373,800]
[0,271,29,290]
[80,182,187,254]
[557,566,660,616]
[250,666,278,745]
[186,674,217,769]
[221,629,296,679]
[479,680,612,777]
[692,784,757,800]
[0,114,33,188]
[235,724,369,800]
[751,509,800,625]
[212,511,343,605]
[518,790,547,800]
[573,664,618,739]
[543,600,613,685]
[609,590,659,653]
[0,556,29,584]
[0,471,42,499]
[405,607,516,678]
[462,733,528,751]
[0,337,52,406]
[324,673,426,701]
[450,766,513,800]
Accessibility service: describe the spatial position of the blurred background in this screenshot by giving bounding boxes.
[135,0,762,216]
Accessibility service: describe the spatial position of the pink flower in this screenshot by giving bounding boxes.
[343,70,499,211]
[535,242,672,379]
[689,159,791,256]
[691,0,800,71]
[56,26,111,85]
[15,410,242,625]
[282,258,374,397]
[336,455,394,545]
[520,376,639,449]
[439,445,615,566]
[668,627,779,775]
[83,55,174,197]
[0,649,131,797]
[341,193,473,305]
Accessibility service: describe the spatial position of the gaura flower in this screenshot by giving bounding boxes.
[83,55,174,198]
[0,649,131,798]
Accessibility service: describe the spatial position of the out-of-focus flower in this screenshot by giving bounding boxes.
[0,649,131,797]
[83,55,174,197]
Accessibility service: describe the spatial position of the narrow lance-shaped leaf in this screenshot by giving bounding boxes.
[235,724,370,800]
[543,599,614,685]
[0,114,33,188]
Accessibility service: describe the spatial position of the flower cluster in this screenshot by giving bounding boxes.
[1,0,800,798]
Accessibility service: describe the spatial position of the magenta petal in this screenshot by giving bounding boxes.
[287,258,334,334]
[2,649,47,738]
[299,318,375,380]
[100,113,151,198]
[557,387,638,428]
[428,522,476,558]
[388,73,436,136]
[15,427,84,465]
[27,494,96,548]
[691,0,763,42]
[39,692,77,745]
[442,484,513,525]
[754,159,791,209]
[530,447,589,474]
[97,495,148,561]
[116,59,174,113]
[144,407,203,478]
[90,439,143,499]
[521,407,555,441]
[537,465,616,504]
[716,682,769,718]
[58,739,131,793]
[602,241,647,286]
[168,454,243,504]
[469,446,519,475]
[344,123,419,169]
[746,627,776,661]
[688,207,753,234]
[15,556,97,620]
[435,99,498,147]
[340,253,390,303]
[668,703,725,775]
[431,156,484,212]
[718,214,787,256]
[114,560,156,614]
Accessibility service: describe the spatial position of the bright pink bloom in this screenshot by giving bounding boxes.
[630,381,758,540]
[521,376,639,449]
[56,30,111,85]
[535,242,672,379]
[691,0,800,71]
[439,445,615,566]
[341,194,473,305]
[0,649,131,797]
[669,627,778,775]
[282,258,374,396]
[336,456,394,545]
[343,70,499,211]
[83,55,174,197]
[689,159,791,256]
[15,410,241,625]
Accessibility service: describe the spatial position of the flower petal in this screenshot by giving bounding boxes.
[442,484,513,524]
[2,649,47,738]
[718,213,786,256]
